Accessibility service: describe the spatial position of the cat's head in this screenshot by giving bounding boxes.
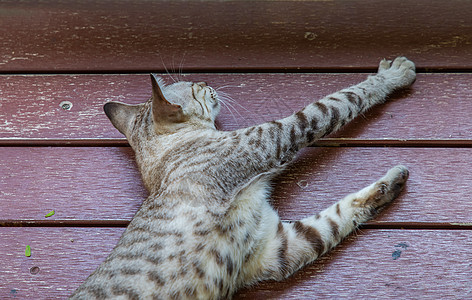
[104,74,221,141]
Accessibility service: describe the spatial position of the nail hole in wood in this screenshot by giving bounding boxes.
[30,266,40,275]
[60,101,73,111]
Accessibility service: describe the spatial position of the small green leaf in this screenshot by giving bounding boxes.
[45,210,55,218]
[25,245,31,257]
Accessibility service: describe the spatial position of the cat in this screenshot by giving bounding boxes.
[70,57,416,299]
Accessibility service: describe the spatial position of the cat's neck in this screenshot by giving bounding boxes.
[132,127,222,193]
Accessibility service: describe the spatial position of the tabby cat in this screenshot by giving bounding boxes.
[70,57,416,299]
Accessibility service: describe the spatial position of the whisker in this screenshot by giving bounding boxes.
[171,53,181,82]
[218,98,238,125]
[171,53,176,74]
[159,55,177,83]
[218,95,257,125]
[215,84,261,125]
[218,92,254,116]
[178,52,187,82]
[220,97,244,119]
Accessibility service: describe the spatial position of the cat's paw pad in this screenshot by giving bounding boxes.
[377,57,416,89]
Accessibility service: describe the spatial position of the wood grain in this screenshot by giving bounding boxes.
[235,229,472,299]
[274,147,472,223]
[1,73,471,141]
[0,147,147,221]
[1,227,124,299]
[0,0,471,72]
[1,0,470,298]
[2,228,471,299]
[2,147,472,223]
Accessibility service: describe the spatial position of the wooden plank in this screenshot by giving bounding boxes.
[1,147,472,223]
[0,0,471,72]
[273,147,472,223]
[2,139,472,148]
[235,229,472,299]
[0,147,147,221]
[0,227,124,299]
[1,73,471,141]
[1,227,471,299]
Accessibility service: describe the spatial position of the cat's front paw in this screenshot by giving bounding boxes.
[377,57,416,89]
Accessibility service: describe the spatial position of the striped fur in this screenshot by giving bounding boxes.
[71,57,415,299]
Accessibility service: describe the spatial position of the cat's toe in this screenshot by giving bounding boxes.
[378,58,392,72]
[384,165,409,198]
[391,56,408,68]
[384,165,409,184]
[380,57,416,89]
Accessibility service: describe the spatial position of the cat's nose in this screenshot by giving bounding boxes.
[197,82,207,87]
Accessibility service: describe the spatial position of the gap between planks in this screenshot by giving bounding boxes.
[1,220,472,230]
[1,139,472,148]
[2,68,472,75]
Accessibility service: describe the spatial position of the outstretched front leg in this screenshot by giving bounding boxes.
[244,165,409,283]
[276,57,416,150]
[233,57,416,174]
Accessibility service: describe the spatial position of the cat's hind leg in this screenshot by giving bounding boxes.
[250,165,408,282]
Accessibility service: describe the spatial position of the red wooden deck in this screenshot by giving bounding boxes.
[1,1,471,299]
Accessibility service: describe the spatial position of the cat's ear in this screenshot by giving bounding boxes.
[150,74,185,123]
[103,101,140,137]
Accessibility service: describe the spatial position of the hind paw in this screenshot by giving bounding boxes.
[352,165,409,210]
